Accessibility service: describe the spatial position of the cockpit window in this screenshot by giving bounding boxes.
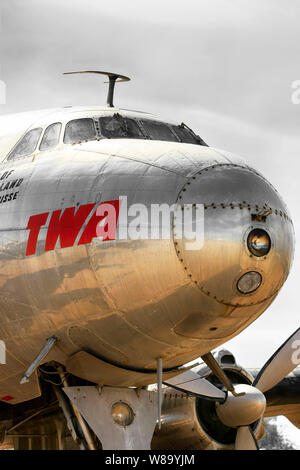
[99,115,128,139]
[62,115,206,146]
[97,116,207,145]
[39,122,62,151]
[99,116,144,139]
[6,115,207,161]
[171,124,200,145]
[64,118,96,144]
[124,118,145,139]
[139,119,178,142]
[7,127,42,160]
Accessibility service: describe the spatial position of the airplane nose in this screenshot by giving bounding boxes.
[173,164,294,306]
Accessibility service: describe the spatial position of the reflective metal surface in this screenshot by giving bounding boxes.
[111,402,134,427]
[0,106,294,402]
[215,384,266,427]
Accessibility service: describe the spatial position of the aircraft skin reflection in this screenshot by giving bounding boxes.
[0,105,294,405]
[0,72,296,450]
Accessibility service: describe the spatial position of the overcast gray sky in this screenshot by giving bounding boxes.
[0,0,299,367]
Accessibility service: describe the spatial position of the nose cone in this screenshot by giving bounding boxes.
[174,164,294,306]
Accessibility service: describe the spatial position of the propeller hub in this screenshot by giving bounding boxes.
[216,384,266,427]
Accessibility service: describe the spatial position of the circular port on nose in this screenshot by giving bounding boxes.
[237,271,262,294]
[247,229,271,257]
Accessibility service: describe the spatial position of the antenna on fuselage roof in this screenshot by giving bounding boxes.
[63,70,131,108]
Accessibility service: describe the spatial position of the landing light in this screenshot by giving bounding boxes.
[247,229,271,257]
[237,271,262,294]
[111,401,134,427]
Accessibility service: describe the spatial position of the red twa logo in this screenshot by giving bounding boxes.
[26,200,120,257]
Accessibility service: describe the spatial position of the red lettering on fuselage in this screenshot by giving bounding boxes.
[78,200,120,245]
[45,204,95,252]
[25,200,120,256]
[26,212,49,256]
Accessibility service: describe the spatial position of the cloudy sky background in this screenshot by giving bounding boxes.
[0,0,299,368]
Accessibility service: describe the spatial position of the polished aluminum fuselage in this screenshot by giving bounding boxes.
[0,107,294,403]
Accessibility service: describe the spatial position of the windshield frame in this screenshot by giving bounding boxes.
[7,127,43,160]
[5,113,207,161]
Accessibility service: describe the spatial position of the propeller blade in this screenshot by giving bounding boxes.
[163,370,226,401]
[253,327,300,393]
[235,426,259,450]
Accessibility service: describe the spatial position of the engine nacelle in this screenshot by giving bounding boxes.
[152,350,264,450]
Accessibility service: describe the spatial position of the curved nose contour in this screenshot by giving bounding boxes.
[173,164,294,306]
